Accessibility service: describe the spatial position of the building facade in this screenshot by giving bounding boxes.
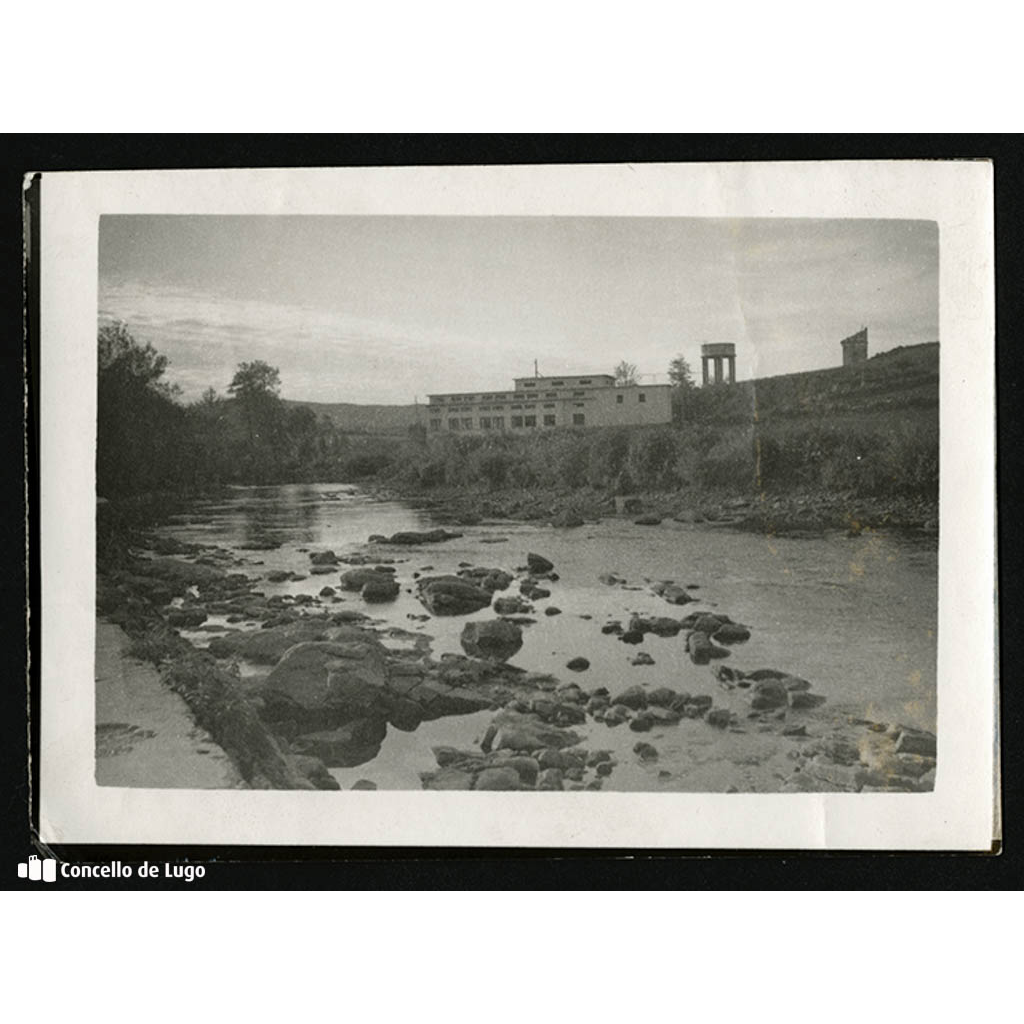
[426,373,672,433]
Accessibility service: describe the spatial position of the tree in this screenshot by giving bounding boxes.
[668,354,696,391]
[197,386,222,409]
[96,322,187,496]
[613,360,638,386]
[228,360,281,404]
[228,360,282,441]
[98,321,179,398]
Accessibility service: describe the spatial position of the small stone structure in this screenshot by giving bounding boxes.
[841,328,868,366]
[701,343,737,385]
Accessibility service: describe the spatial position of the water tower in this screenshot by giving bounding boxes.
[701,342,737,385]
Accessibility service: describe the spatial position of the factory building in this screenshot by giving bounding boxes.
[426,373,672,433]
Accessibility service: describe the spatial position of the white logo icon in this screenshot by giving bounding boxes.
[18,856,56,882]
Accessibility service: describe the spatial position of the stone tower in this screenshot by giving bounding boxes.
[841,328,868,367]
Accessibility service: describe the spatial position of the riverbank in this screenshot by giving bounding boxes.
[96,621,244,788]
[369,482,938,538]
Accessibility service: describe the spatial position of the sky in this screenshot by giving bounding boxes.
[98,216,939,404]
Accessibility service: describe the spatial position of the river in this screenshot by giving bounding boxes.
[159,483,938,792]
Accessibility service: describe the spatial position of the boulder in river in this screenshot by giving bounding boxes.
[750,679,789,710]
[713,622,751,644]
[629,614,682,637]
[361,577,400,603]
[309,550,338,565]
[421,767,475,790]
[661,584,696,606]
[376,529,463,546]
[458,567,513,592]
[647,705,680,724]
[460,619,523,662]
[647,687,680,708]
[527,552,555,574]
[482,710,581,752]
[474,766,523,791]
[566,656,590,672]
[746,668,787,681]
[537,767,565,790]
[687,631,730,664]
[340,567,393,592]
[290,717,388,767]
[417,575,493,616]
[494,595,533,615]
[781,676,812,692]
[611,685,647,710]
[260,636,392,730]
[687,613,732,634]
[207,619,336,664]
[633,515,662,526]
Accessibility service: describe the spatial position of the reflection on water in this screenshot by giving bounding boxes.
[165,484,938,790]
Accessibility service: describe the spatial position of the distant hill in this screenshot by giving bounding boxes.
[282,398,419,435]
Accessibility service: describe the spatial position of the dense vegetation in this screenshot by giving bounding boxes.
[345,345,939,501]
[96,323,938,505]
[98,323,368,497]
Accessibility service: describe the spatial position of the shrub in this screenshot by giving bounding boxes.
[696,432,757,490]
[626,428,681,491]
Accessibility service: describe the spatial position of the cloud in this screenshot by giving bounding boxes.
[97,281,536,403]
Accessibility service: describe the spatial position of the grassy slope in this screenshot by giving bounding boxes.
[715,343,938,425]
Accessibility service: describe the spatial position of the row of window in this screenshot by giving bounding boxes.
[429,413,586,431]
[432,391,648,407]
[430,383,620,404]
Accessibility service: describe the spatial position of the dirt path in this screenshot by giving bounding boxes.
[95,621,245,789]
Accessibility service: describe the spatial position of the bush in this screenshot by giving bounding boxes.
[626,428,681,490]
[341,452,392,478]
[696,432,757,490]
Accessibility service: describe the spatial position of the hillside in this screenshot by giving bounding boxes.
[744,342,938,421]
[282,398,419,435]
[681,342,938,434]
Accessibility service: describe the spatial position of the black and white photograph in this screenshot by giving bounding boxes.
[35,161,996,849]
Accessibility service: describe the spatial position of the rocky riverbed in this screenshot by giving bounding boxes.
[96,489,937,794]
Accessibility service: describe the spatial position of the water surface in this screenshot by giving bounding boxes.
[163,484,938,790]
